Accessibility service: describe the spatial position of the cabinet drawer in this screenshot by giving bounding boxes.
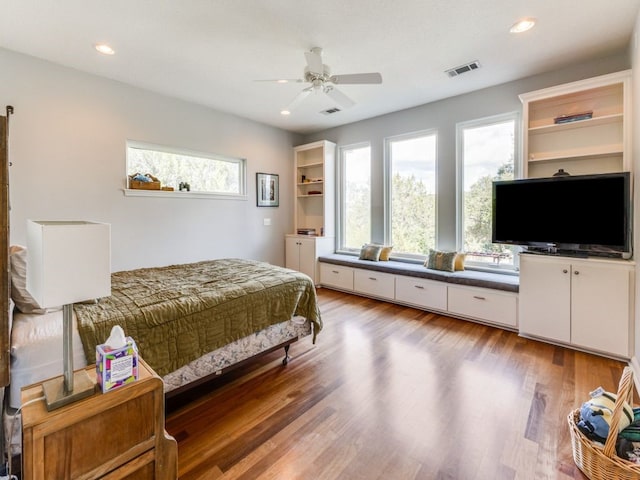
[395,276,447,311]
[354,269,395,300]
[448,286,517,328]
[320,263,354,291]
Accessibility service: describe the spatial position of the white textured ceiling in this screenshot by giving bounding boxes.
[1,1,639,134]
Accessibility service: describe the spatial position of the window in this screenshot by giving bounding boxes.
[339,144,371,251]
[126,141,246,197]
[385,131,437,257]
[456,113,519,269]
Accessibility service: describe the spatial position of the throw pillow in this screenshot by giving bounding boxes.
[454,253,466,271]
[424,249,456,272]
[379,245,393,261]
[359,244,383,262]
[9,245,61,314]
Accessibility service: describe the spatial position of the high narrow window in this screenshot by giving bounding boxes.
[457,113,519,269]
[126,141,246,197]
[340,144,371,250]
[386,131,437,257]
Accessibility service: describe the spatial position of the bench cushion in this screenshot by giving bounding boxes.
[318,254,519,293]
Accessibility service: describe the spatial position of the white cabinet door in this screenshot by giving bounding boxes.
[519,255,571,343]
[285,236,315,280]
[570,260,631,357]
[519,254,633,358]
[297,237,317,281]
[285,236,300,271]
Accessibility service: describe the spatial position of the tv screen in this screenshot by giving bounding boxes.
[492,172,631,257]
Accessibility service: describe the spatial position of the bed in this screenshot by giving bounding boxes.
[7,251,321,410]
[4,250,321,456]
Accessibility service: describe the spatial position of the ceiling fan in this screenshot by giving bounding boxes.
[257,47,382,114]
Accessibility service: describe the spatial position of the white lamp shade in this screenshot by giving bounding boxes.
[26,220,111,308]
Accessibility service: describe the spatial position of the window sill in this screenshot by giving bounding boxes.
[123,189,247,200]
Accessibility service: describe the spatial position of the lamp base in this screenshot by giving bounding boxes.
[42,369,96,411]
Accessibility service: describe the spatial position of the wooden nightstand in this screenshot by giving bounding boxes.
[21,359,177,479]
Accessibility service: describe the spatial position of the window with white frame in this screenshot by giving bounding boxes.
[126,141,246,197]
[340,144,371,251]
[456,113,519,269]
[385,131,437,257]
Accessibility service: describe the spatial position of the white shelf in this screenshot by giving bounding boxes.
[528,143,623,163]
[528,113,623,135]
[298,180,324,185]
[520,70,631,177]
[297,161,324,168]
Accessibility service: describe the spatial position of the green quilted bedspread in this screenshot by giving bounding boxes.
[74,258,321,376]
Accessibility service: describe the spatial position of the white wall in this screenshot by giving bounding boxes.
[0,48,302,271]
[303,53,630,250]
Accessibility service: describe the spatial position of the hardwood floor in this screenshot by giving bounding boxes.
[165,288,629,480]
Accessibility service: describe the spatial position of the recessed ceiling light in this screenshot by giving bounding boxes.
[277,80,289,84]
[94,43,115,55]
[510,18,536,33]
[280,109,291,116]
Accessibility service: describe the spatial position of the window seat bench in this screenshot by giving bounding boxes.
[318,253,519,330]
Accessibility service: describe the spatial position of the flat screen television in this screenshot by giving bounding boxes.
[492,172,632,258]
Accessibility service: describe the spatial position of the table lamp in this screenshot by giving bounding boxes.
[26,220,111,411]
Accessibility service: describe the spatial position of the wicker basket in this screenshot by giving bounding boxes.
[129,173,161,190]
[568,366,640,479]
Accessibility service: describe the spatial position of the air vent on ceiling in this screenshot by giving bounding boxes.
[321,107,342,115]
[445,60,481,78]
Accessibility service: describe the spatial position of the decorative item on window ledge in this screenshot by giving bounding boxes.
[128,172,161,190]
[257,172,279,207]
[553,168,571,177]
[26,220,111,411]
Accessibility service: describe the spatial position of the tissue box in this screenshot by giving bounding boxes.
[96,337,139,393]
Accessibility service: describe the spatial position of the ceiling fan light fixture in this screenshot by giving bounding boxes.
[510,18,536,33]
[280,109,291,115]
[94,43,115,55]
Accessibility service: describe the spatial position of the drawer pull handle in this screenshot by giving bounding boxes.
[332,270,339,274]
[473,295,486,300]
[414,285,425,289]
[369,277,377,281]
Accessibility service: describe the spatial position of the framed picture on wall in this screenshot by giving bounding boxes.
[256,172,279,207]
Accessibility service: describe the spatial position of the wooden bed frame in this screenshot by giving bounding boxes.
[1,107,12,391]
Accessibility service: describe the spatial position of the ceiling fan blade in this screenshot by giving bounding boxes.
[284,87,313,112]
[330,72,383,85]
[304,47,324,75]
[324,86,355,109]
[253,78,304,83]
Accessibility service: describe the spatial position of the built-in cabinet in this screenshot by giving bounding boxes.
[519,254,634,358]
[519,70,631,178]
[286,140,336,284]
[285,235,333,284]
[293,140,336,236]
[319,263,518,330]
